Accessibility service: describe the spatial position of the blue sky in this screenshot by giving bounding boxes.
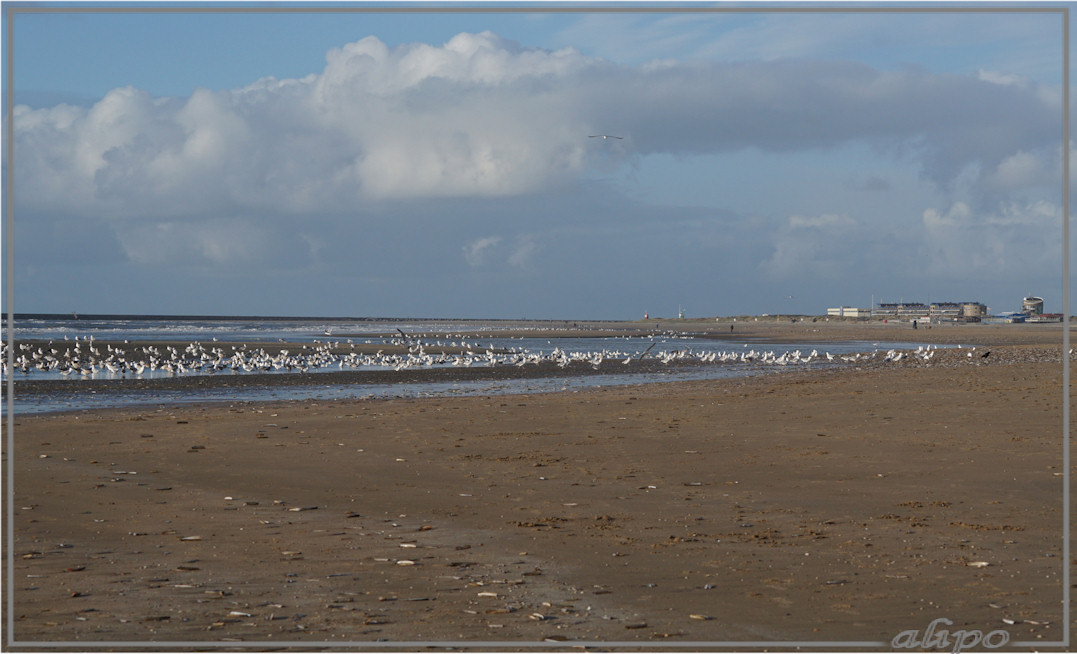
[4,3,1070,319]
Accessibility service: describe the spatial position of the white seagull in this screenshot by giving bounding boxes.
[589,134,623,140]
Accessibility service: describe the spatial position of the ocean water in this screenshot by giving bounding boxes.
[3,315,936,415]
[5,315,474,343]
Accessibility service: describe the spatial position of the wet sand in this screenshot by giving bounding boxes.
[5,322,1071,648]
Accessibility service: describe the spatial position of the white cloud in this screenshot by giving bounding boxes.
[463,236,502,267]
[12,30,1059,221]
[921,200,1060,277]
[761,213,862,279]
[115,217,308,268]
[506,236,538,268]
[977,68,1026,87]
[987,150,1046,190]
[462,234,540,270]
[787,213,856,229]
[922,202,972,230]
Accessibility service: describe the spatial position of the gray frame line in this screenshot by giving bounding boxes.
[1060,4,1071,648]
[0,4,1069,13]
[3,2,1069,650]
[5,2,14,649]
[1010,7,1073,648]
[3,640,891,649]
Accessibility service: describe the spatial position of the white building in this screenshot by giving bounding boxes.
[827,306,870,318]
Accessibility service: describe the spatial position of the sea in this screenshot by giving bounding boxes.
[2,315,932,415]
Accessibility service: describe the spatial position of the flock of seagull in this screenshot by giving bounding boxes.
[2,335,944,379]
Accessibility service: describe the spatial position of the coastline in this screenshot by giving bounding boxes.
[7,330,1068,647]
[8,321,1069,402]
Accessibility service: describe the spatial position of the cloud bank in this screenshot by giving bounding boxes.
[14,30,1060,217]
[10,30,1065,316]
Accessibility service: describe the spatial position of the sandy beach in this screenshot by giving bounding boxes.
[5,321,1071,648]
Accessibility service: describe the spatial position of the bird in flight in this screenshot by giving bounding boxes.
[589,134,623,140]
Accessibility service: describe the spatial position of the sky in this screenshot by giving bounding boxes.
[3,3,1071,319]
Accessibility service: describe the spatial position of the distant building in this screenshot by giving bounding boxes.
[1021,296,1061,322]
[1022,296,1044,316]
[961,303,987,320]
[828,296,1056,323]
[869,301,986,321]
[827,306,870,318]
[984,314,1026,324]
[1029,313,1063,323]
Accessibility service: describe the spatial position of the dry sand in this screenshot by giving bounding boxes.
[4,322,1072,649]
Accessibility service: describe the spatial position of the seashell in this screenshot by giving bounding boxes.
[396,560,416,566]
[399,543,417,548]
[689,614,712,620]
[179,536,202,541]
[966,561,990,567]
[476,591,499,597]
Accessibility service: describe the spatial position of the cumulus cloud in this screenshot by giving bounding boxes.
[12,30,1060,220]
[114,217,313,269]
[463,236,502,267]
[761,198,1061,298]
[462,233,539,270]
[977,68,1026,87]
[921,200,1061,278]
[988,150,1045,189]
[761,212,863,279]
[10,29,1065,317]
[506,236,538,268]
[845,175,891,191]
[787,213,857,229]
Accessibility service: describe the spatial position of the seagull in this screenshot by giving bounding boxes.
[589,135,623,140]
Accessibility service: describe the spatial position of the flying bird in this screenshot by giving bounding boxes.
[589,135,623,140]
